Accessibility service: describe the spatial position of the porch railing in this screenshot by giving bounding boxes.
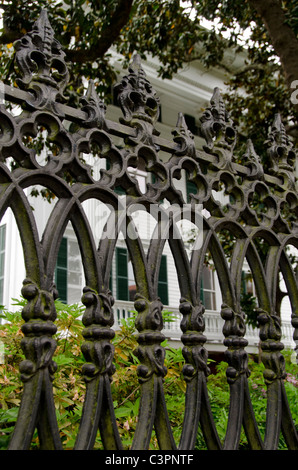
[113,300,295,351]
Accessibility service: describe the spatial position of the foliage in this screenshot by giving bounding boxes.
[0,299,87,449]
[190,0,298,154]
[0,300,296,450]
[1,2,297,323]
[240,292,258,329]
[0,0,203,104]
[0,0,298,158]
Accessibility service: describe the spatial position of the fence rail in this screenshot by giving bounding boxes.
[0,10,297,450]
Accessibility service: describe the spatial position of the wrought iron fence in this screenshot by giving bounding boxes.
[0,10,297,450]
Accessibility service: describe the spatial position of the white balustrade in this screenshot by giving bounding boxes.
[113,300,295,352]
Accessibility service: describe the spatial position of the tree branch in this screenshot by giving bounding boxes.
[0,31,19,44]
[0,0,134,63]
[248,0,298,111]
[66,0,134,63]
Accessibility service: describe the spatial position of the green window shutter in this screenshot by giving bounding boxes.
[116,247,128,300]
[200,278,204,303]
[0,225,6,306]
[55,237,68,303]
[109,268,113,292]
[158,255,168,305]
[186,180,197,202]
[114,186,126,195]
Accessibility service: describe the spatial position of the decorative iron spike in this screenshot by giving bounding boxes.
[14,9,69,107]
[272,114,288,148]
[242,138,264,179]
[172,112,196,158]
[80,80,106,128]
[130,52,142,74]
[113,53,160,126]
[33,9,55,61]
[266,113,296,190]
[211,87,226,127]
[198,87,237,152]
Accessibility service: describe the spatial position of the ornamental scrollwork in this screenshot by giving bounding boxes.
[198,87,237,154]
[14,9,69,113]
[19,279,58,382]
[80,287,116,381]
[134,294,167,383]
[179,298,210,380]
[221,304,250,384]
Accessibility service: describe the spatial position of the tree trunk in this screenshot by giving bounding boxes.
[248,0,298,113]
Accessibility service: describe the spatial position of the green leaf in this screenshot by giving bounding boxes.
[54,354,76,366]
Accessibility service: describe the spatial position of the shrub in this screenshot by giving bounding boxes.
[0,300,296,449]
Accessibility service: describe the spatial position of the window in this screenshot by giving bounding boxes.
[158,255,168,305]
[116,247,128,300]
[115,248,168,305]
[54,236,83,304]
[0,225,6,306]
[55,237,68,303]
[116,247,136,301]
[200,265,216,310]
